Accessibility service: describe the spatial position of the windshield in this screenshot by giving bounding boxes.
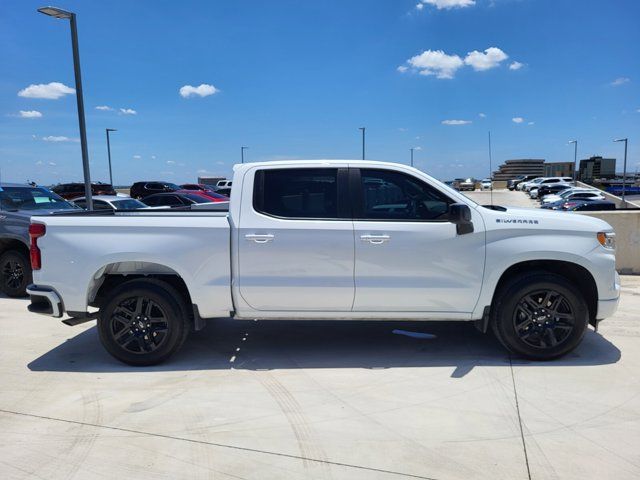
[0,186,77,211]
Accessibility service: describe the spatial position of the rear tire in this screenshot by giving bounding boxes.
[0,249,32,297]
[97,279,190,366]
[491,272,589,360]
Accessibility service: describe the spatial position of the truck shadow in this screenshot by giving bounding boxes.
[27,320,621,377]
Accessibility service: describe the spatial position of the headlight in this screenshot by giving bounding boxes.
[597,232,616,250]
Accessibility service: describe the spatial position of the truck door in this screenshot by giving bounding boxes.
[351,167,485,313]
[237,166,354,311]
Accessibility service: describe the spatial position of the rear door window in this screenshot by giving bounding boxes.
[253,168,340,219]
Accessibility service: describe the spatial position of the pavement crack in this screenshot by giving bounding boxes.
[509,354,532,480]
[0,408,438,480]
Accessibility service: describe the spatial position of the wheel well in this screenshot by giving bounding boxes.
[493,260,598,324]
[0,239,29,258]
[91,274,193,311]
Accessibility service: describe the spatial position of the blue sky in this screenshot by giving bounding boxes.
[0,0,638,185]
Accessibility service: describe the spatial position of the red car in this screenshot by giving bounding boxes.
[179,190,229,202]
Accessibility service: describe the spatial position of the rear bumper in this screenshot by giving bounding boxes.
[26,285,63,318]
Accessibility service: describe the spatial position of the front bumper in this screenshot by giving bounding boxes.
[596,271,621,320]
[26,285,63,318]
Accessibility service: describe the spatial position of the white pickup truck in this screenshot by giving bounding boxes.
[26,160,620,365]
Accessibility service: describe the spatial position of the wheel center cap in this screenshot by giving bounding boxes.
[537,315,547,322]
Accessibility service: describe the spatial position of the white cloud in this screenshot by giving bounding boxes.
[151,155,157,159]
[405,49,464,79]
[442,119,472,125]
[35,160,43,165]
[611,77,630,86]
[416,3,424,10]
[18,82,75,99]
[512,117,524,124]
[19,110,42,118]
[179,83,219,98]
[166,160,176,165]
[42,135,77,142]
[527,121,535,125]
[509,61,524,71]
[48,162,57,166]
[401,47,511,79]
[119,108,137,115]
[419,0,475,10]
[464,47,508,71]
[95,105,113,111]
[133,155,142,159]
[413,146,423,151]
[478,112,486,118]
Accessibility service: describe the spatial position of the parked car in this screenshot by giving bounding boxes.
[508,175,538,191]
[73,195,151,210]
[565,200,616,211]
[526,177,573,195]
[214,187,232,197]
[458,178,476,191]
[480,179,492,190]
[541,189,605,206]
[180,183,218,194]
[130,181,182,199]
[537,183,573,200]
[27,160,619,365]
[216,179,232,188]
[186,191,229,202]
[141,192,222,208]
[0,183,78,296]
[51,182,117,200]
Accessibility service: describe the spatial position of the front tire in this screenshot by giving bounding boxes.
[491,272,589,360]
[0,249,32,297]
[97,279,190,366]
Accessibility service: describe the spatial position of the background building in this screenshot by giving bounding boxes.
[543,162,575,177]
[493,159,545,181]
[578,156,616,182]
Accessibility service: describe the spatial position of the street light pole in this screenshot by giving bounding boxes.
[569,140,578,182]
[38,6,93,210]
[614,138,628,206]
[106,128,116,185]
[410,148,414,167]
[241,146,248,164]
[359,127,365,160]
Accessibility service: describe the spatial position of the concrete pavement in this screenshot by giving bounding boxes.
[1,275,639,479]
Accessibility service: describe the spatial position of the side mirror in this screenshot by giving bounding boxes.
[449,203,474,235]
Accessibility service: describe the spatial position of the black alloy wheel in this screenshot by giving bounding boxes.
[109,296,170,354]
[0,250,32,297]
[512,289,575,349]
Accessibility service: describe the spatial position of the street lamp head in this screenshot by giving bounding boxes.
[106,128,117,132]
[568,140,577,145]
[37,6,73,19]
[614,138,627,143]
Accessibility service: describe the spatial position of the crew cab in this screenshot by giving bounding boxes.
[26,161,620,365]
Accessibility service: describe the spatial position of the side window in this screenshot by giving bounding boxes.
[146,183,162,190]
[358,169,452,221]
[164,196,182,206]
[144,196,159,206]
[93,200,112,210]
[254,168,339,219]
[74,199,87,209]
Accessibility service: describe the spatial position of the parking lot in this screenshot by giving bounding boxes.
[1,191,639,480]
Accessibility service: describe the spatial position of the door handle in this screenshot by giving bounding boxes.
[360,234,390,244]
[245,234,274,243]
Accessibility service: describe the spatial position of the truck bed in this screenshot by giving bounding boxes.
[31,209,233,318]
